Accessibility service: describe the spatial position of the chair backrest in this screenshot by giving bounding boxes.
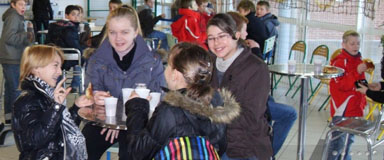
[309,45,329,64]
[263,36,276,54]
[61,48,81,65]
[289,41,307,63]
[330,49,342,61]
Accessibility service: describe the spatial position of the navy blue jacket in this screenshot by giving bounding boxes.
[245,12,268,53]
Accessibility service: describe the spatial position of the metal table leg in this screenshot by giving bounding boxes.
[297,76,309,160]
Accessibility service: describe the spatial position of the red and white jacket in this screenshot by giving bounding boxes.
[330,49,366,117]
[171,8,207,49]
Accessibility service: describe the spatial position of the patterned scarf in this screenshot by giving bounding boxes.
[26,75,88,160]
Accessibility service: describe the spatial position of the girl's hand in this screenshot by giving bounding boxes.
[54,78,71,104]
[94,91,111,105]
[75,95,94,108]
[101,128,119,143]
[357,63,368,74]
[368,82,381,91]
[356,83,368,94]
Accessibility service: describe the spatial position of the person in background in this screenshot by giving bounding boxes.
[237,0,268,53]
[171,0,207,49]
[256,1,279,60]
[12,45,93,160]
[207,13,272,160]
[83,6,166,160]
[124,42,240,159]
[76,5,92,48]
[32,0,52,42]
[256,1,279,39]
[138,0,169,50]
[46,5,84,93]
[227,11,297,158]
[91,0,122,48]
[196,0,214,42]
[0,0,34,125]
[328,30,367,160]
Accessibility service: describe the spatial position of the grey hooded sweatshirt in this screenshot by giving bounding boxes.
[0,7,33,64]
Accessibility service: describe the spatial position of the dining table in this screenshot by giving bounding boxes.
[268,63,344,160]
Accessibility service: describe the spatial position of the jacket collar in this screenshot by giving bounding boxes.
[95,35,150,67]
[178,8,200,17]
[163,89,240,124]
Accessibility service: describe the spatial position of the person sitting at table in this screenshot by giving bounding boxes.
[328,30,367,160]
[123,42,240,159]
[12,45,93,160]
[83,6,166,160]
[228,11,297,158]
[46,5,85,93]
[207,13,272,160]
[137,0,169,51]
[91,0,122,48]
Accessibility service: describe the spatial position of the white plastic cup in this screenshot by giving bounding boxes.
[106,116,116,124]
[79,23,85,33]
[149,92,161,110]
[288,60,296,73]
[104,97,118,117]
[135,88,150,99]
[314,59,323,73]
[122,88,134,105]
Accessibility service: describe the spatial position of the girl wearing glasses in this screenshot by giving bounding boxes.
[207,13,272,160]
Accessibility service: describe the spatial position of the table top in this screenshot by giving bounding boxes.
[90,25,103,32]
[268,63,344,79]
[78,101,127,130]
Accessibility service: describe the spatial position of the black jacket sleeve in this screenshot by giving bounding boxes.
[366,82,384,103]
[125,102,177,160]
[139,9,162,36]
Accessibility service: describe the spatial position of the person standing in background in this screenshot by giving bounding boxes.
[0,0,34,125]
[32,0,52,43]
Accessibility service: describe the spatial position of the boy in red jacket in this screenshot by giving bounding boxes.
[171,0,207,49]
[328,30,368,160]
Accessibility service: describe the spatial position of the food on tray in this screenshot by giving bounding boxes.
[363,59,375,71]
[323,66,338,74]
[86,83,93,99]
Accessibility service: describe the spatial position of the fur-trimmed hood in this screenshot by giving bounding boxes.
[163,89,240,124]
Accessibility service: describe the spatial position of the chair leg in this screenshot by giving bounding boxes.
[318,95,331,111]
[366,137,373,160]
[308,82,322,102]
[322,129,334,160]
[309,84,323,104]
[377,129,384,141]
[291,85,301,99]
[285,76,299,96]
[365,103,378,120]
[273,74,283,90]
[340,134,350,160]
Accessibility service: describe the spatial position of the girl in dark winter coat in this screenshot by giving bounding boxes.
[124,42,240,159]
[207,13,272,160]
[12,45,93,160]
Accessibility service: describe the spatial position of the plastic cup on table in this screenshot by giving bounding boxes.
[104,97,118,117]
[314,59,323,74]
[288,60,296,73]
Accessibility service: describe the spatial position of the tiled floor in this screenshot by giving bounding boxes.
[1,69,384,160]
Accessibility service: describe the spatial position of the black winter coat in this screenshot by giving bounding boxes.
[138,6,163,37]
[123,89,240,160]
[12,79,81,160]
[245,12,268,53]
[32,0,53,21]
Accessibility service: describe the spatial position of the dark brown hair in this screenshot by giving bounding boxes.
[257,1,270,10]
[227,12,248,32]
[168,43,214,105]
[207,13,238,40]
[109,0,122,5]
[237,0,255,12]
[180,0,194,9]
[196,0,208,6]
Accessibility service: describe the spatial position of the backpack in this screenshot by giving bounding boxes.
[152,136,220,160]
[153,111,220,160]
